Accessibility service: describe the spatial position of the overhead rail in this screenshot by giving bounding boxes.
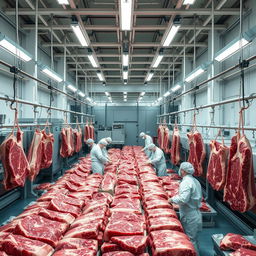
[0,95,94,119]
[156,122,256,132]
[158,93,256,118]
[0,59,91,107]
[159,54,256,107]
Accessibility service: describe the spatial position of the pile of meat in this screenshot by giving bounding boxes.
[220,233,256,255]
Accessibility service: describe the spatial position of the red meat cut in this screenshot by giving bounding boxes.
[101,172,117,193]
[41,129,54,169]
[170,125,180,166]
[14,215,68,247]
[63,224,100,239]
[220,233,256,251]
[207,140,229,191]
[162,127,170,153]
[27,129,44,181]
[38,208,75,224]
[148,217,184,233]
[55,238,98,251]
[102,252,134,256]
[52,249,96,256]
[74,127,82,153]
[1,234,54,256]
[0,125,30,190]
[60,127,74,158]
[84,124,91,142]
[111,236,148,254]
[90,125,95,140]
[230,248,256,256]
[150,230,196,256]
[101,242,122,253]
[187,130,206,176]
[224,132,256,212]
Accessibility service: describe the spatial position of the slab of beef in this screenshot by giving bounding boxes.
[170,125,180,166]
[111,235,148,254]
[0,126,30,190]
[14,215,68,247]
[101,242,122,253]
[84,124,91,142]
[230,248,256,256]
[224,132,256,212]
[1,234,54,256]
[55,238,98,251]
[27,129,44,181]
[41,129,54,169]
[38,208,75,224]
[187,130,206,176]
[60,127,74,158]
[52,248,96,256]
[220,233,256,251]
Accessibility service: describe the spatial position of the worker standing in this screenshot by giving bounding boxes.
[102,137,112,160]
[146,143,167,176]
[139,132,153,158]
[86,138,95,150]
[90,139,109,175]
[170,162,202,256]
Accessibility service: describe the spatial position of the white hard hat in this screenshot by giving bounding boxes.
[179,162,195,175]
[106,137,112,143]
[86,138,94,144]
[139,132,146,138]
[98,139,108,146]
[147,143,156,150]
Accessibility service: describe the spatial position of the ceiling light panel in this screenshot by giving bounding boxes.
[88,54,99,67]
[185,67,205,83]
[71,22,89,47]
[120,0,133,31]
[41,67,63,82]
[163,24,180,47]
[57,0,69,4]
[122,53,129,67]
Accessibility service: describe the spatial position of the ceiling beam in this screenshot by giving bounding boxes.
[22,24,227,31]
[42,42,207,47]
[66,61,183,65]
[55,53,194,58]
[4,8,240,16]
[78,75,172,78]
[69,68,180,71]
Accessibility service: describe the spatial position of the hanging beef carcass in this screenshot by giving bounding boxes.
[163,126,170,154]
[27,129,44,181]
[74,126,82,153]
[170,124,180,166]
[60,127,74,158]
[41,128,54,169]
[84,124,91,142]
[207,138,229,191]
[224,108,256,212]
[0,111,30,190]
[187,114,206,176]
[90,124,95,140]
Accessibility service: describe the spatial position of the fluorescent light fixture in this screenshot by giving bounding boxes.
[57,0,69,4]
[88,54,99,67]
[105,92,110,96]
[124,98,127,102]
[145,71,154,82]
[0,33,32,62]
[124,80,128,85]
[163,23,180,47]
[152,53,164,68]
[78,91,85,97]
[215,37,250,62]
[120,0,132,31]
[71,22,89,47]
[97,71,104,81]
[41,66,63,82]
[185,66,205,83]
[144,82,148,86]
[123,70,128,80]
[138,96,143,101]
[171,84,182,92]
[67,84,77,92]
[123,92,127,95]
[163,91,171,97]
[122,53,129,66]
[124,95,127,99]
[86,97,92,102]
[183,0,196,4]
[157,97,163,102]
[102,82,106,86]
[140,91,145,96]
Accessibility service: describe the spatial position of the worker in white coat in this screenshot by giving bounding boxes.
[102,137,112,160]
[86,138,95,150]
[90,139,109,175]
[170,162,202,256]
[139,132,153,158]
[146,143,167,176]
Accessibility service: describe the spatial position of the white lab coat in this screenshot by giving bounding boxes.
[90,144,108,174]
[150,147,167,176]
[102,147,109,160]
[143,135,153,158]
[171,174,202,255]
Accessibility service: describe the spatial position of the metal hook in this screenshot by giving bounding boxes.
[10,101,17,111]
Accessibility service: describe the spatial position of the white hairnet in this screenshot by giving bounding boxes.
[147,143,156,150]
[86,138,94,144]
[179,162,195,175]
[98,139,108,146]
[139,132,145,138]
[106,137,112,143]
